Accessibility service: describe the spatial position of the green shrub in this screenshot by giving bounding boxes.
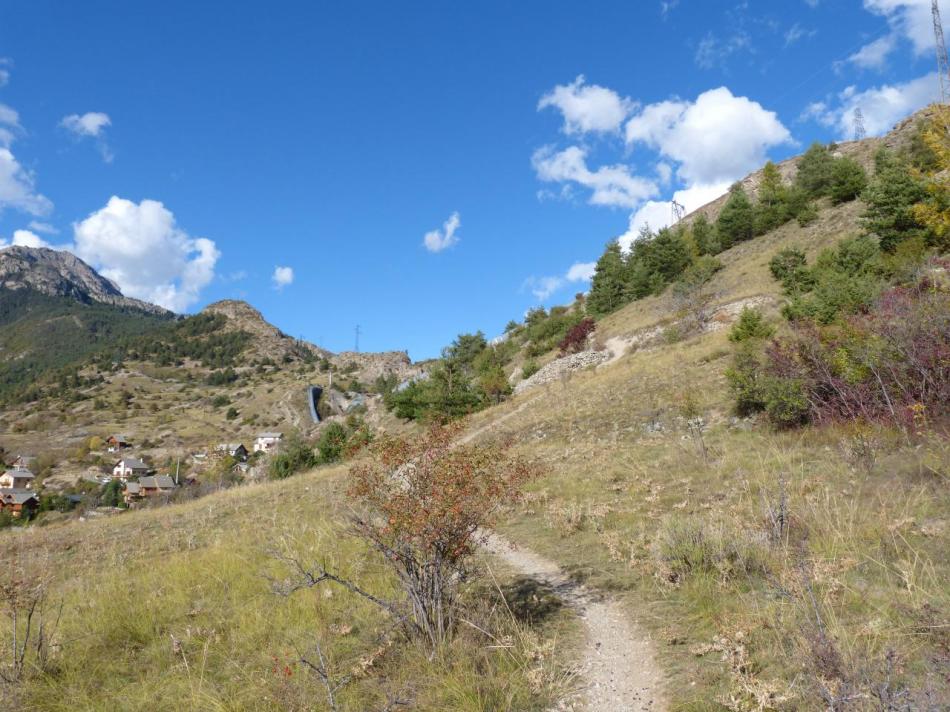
[726,344,768,416]
[828,156,867,204]
[728,307,774,342]
[521,359,540,379]
[764,379,810,429]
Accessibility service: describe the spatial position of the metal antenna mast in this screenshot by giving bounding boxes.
[354,324,361,353]
[934,0,950,102]
[853,107,866,140]
[671,199,685,224]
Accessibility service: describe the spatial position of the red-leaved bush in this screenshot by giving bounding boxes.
[346,425,541,648]
[558,317,596,355]
[764,261,950,429]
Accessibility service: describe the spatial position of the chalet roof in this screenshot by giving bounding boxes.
[3,469,35,479]
[108,434,129,442]
[139,475,176,490]
[115,458,148,470]
[257,432,283,439]
[0,489,38,504]
[124,482,141,494]
[216,443,246,451]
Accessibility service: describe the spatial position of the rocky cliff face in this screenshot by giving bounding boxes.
[0,246,169,314]
[202,299,330,361]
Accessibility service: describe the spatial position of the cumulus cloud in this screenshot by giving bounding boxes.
[533,145,658,208]
[864,0,948,56]
[272,266,294,289]
[0,103,52,216]
[538,75,634,135]
[60,112,111,137]
[804,73,937,138]
[617,182,731,251]
[625,87,792,185]
[72,196,219,312]
[423,211,461,252]
[0,229,52,250]
[524,260,598,302]
[60,112,113,162]
[848,34,898,70]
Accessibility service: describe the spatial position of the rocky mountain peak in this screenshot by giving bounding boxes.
[0,246,169,315]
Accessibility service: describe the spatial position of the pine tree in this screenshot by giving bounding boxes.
[690,213,717,254]
[587,240,628,316]
[828,156,867,205]
[753,161,789,235]
[716,183,754,249]
[794,142,835,197]
[862,148,929,252]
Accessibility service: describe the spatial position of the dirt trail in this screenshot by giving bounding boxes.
[463,399,665,710]
[484,533,664,711]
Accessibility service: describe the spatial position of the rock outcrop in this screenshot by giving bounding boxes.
[513,349,609,394]
[0,246,169,314]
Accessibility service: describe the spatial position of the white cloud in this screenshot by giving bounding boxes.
[524,260,597,302]
[538,75,634,135]
[625,87,792,185]
[60,112,113,162]
[0,58,10,88]
[0,148,53,217]
[72,196,219,312]
[848,34,898,69]
[864,0,948,55]
[423,211,461,253]
[0,95,53,217]
[532,145,658,208]
[784,23,816,46]
[0,229,52,250]
[805,72,937,138]
[272,266,294,289]
[27,220,58,235]
[618,182,731,251]
[695,31,752,69]
[60,112,111,137]
[566,261,596,282]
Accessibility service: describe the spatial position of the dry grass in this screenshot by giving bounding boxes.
[0,465,578,711]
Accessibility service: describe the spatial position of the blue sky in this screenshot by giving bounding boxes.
[0,1,943,358]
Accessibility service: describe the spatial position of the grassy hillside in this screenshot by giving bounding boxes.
[460,191,950,707]
[2,464,577,711]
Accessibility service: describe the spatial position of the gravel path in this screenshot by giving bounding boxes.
[484,533,665,712]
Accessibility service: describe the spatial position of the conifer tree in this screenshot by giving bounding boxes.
[690,213,717,254]
[753,161,789,235]
[794,142,835,197]
[828,156,867,205]
[862,148,929,252]
[587,240,628,315]
[716,183,754,249]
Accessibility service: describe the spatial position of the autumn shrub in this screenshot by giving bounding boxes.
[745,265,950,429]
[285,426,541,651]
[557,317,596,355]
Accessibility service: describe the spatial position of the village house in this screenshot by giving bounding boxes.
[12,454,35,470]
[215,443,248,461]
[253,432,283,453]
[106,434,131,452]
[123,475,177,506]
[0,489,39,518]
[112,457,150,481]
[0,468,35,489]
[139,475,177,496]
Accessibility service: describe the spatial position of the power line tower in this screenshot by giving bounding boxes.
[934,0,950,103]
[671,199,685,225]
[354,324,361,353]
[853,107,866,140]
